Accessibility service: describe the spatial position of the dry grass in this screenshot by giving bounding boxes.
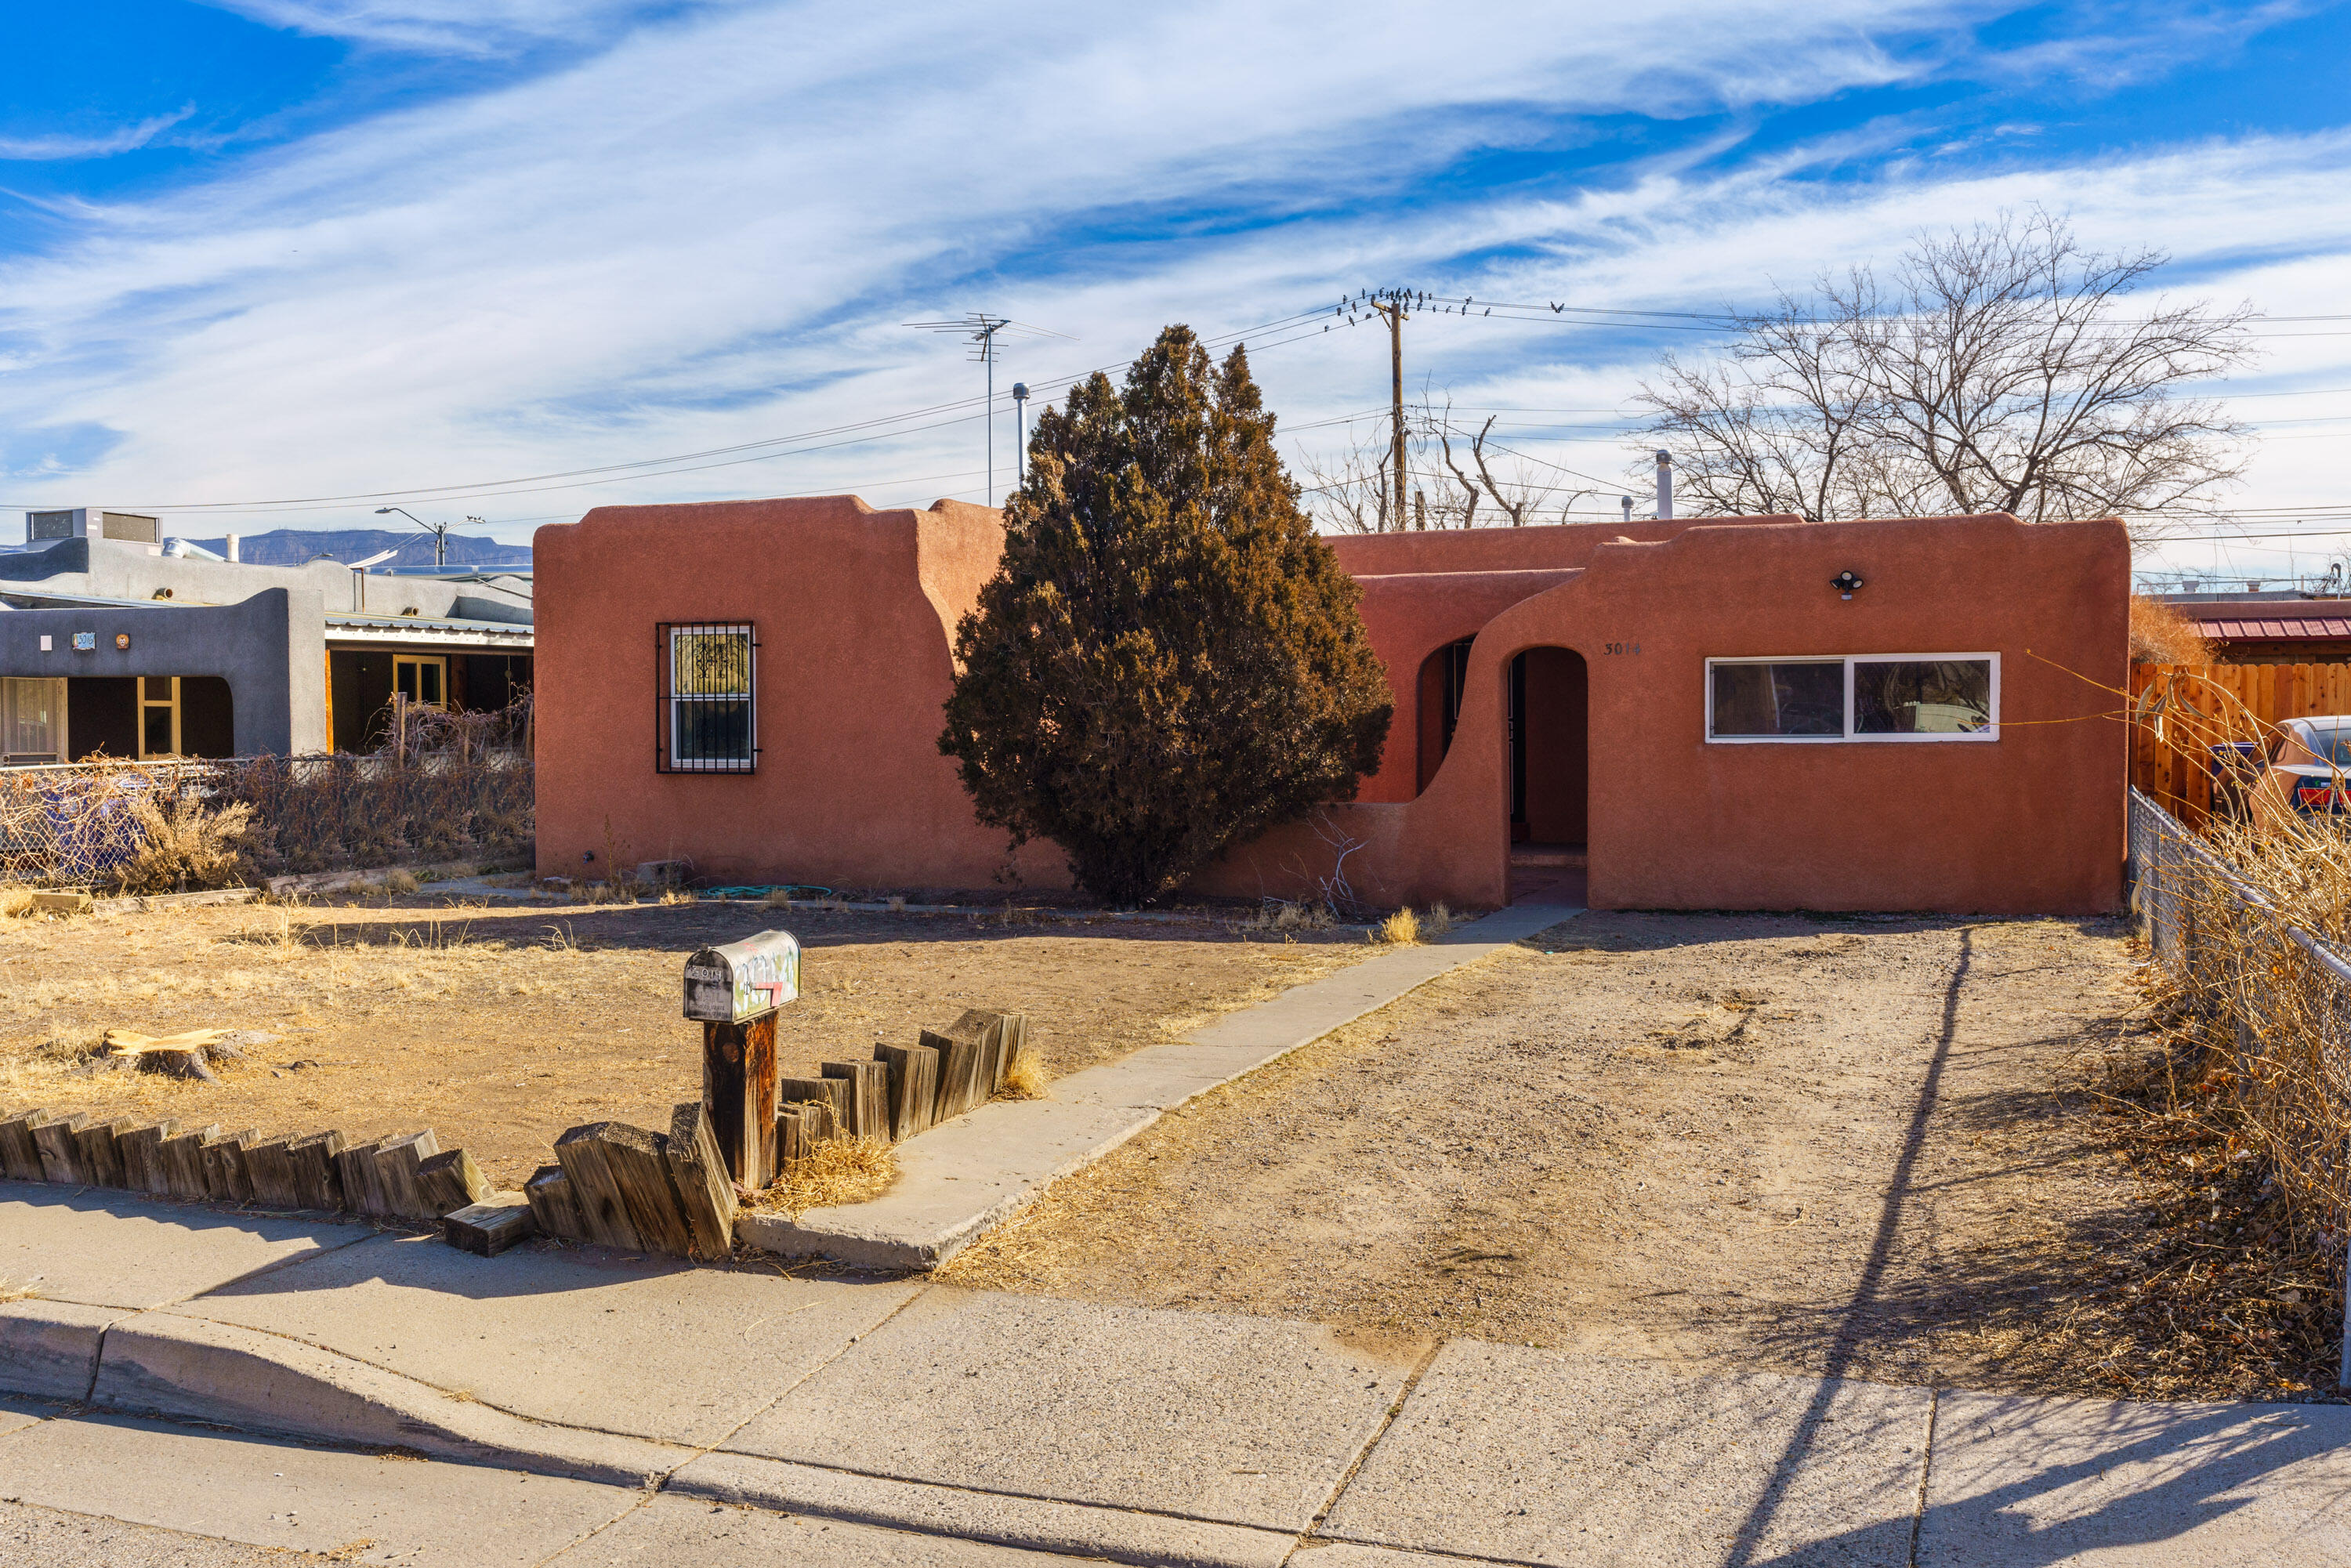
[1378,907,1422,945]
[117,794,256,895]
[2131,595,2210,664]
[0,1278,41,1304]
[0,887,33,919]
[998,1048,1051,1100]
[378,868,421,895]
[2121,668,2351,1390]
[1244,898,1334,935]
[752,1136,899,1216]
[2074,992,2346,1400]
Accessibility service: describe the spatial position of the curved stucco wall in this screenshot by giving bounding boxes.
[1200,511,2129,914]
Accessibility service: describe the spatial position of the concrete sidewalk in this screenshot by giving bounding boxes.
[7,1180,2351,1566]
[742,899,1587,1267]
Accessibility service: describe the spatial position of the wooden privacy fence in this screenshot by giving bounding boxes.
[2131,661,2351,831]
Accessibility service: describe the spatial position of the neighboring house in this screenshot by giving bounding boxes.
[2157,594,2351,663]
[0,510,533,763]
[534,495,2126,914]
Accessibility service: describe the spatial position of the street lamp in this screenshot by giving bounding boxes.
[375,505,449,570]
[1012,382,1030,487]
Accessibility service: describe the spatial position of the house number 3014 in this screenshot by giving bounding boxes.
[1603,642,1642,655]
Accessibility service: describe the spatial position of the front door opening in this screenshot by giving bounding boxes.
[1507,647,1588,853]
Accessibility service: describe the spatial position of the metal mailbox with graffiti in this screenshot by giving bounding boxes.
[683,929,800,1023]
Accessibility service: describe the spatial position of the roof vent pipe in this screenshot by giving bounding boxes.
[225,533,240,563]
[1620,495,1634,523]
[1654,449,1673,521]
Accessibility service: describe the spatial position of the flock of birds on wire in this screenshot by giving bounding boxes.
[1326,287,1583,329]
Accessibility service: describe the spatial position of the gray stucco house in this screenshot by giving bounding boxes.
[0,510,532,764]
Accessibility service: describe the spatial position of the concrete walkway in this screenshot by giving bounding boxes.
[741,900,1587,1267]
[6,1179,2351,1566]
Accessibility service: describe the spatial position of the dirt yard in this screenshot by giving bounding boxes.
[946,912,2199,1400]
[0,895,1368,1187]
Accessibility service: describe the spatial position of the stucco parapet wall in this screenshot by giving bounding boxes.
[1326,516,1801,577]
[0,537,531,625]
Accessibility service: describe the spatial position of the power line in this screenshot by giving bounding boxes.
[0,306,1346,516]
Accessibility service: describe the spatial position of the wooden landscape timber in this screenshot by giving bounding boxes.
[375,1131,440,1220]
[201,1129,258,1203]
[160,1124,218,1200]
[665,1102,737,1258]
[34,1114,88,1185]
[1,991,1034,1268]
[0,1102,502,1229]
[820,1060,889,1140]
[525,1164,588,1242]
[552,1122,652,1251]
[288,1132,348,1211]
[0,1110,46,1182]
[418,1148,491,1215]
[444,1192,538,1257]
[336,1138,391,1216]
[874,1042,940,1142]
[74,1116,135,1189]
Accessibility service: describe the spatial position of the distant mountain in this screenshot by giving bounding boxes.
[181,528,532,570]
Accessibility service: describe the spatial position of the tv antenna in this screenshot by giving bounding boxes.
[905,313,1074,503]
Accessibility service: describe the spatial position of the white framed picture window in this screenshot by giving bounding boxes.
[1706,654,1998,743]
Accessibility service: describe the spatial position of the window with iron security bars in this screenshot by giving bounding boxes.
[657,622,759,773]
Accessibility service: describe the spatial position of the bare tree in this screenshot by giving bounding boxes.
[1307,393,1590,531]
[1636,210,2258,534]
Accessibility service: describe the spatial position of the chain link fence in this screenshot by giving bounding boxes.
[0,751,532,889]
[2131,785,2351,1384]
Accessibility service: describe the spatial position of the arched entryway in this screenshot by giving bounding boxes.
[1415,638,1476,794]
[1508,647,1587,900]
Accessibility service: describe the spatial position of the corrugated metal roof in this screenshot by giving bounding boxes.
[2202,618,2351,640]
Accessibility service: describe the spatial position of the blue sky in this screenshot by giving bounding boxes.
[2,1,2347,582]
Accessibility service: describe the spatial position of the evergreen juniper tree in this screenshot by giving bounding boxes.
[939,326,1393,907]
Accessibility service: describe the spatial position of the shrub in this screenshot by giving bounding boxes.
[114,794,256,895]
[940,326,1393,907]
[2130,596,2207,664]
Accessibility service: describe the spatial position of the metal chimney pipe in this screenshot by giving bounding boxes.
[1654,449,1674,520]
[224,533,241,563]
[1620,495,1634,523]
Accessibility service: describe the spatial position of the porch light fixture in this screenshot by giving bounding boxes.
[1831,570,1864,599]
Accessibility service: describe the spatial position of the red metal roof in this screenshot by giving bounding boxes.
[2201,617,2351,641]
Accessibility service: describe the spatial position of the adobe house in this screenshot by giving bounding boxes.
[533,497,2128,914]
[0,514,532,762]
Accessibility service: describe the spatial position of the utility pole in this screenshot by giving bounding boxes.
[1370,295,1409,528]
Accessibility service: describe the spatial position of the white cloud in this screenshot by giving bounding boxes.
[0,0,2342,562]
[198,1,672,54]
[0,109,195,163]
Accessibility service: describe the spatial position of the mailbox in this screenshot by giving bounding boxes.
[683,930,800,1023]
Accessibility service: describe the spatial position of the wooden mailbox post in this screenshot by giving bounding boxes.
[684,929,799,1190]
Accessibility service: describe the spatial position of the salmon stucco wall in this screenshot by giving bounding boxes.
[1197,512,2129,915]
[533,495,1069,890]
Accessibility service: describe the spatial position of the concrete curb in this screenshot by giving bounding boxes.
[82,1312,689,1488]
[750,900,1584,1268]
[0,1299,118,1402]
[668,1449,1296,1568]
